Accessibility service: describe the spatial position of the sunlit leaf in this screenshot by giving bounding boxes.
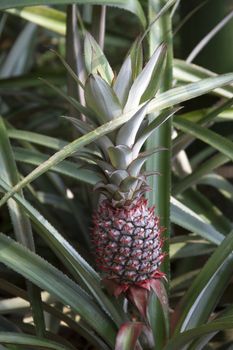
[0,0,146,28]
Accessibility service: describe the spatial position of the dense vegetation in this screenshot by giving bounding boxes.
[0,1,233,349]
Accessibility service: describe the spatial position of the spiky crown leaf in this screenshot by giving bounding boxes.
[66,33,176,204]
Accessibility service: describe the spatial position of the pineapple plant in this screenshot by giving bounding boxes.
[67,34,172,298]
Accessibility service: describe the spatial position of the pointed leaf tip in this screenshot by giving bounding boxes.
[84,32,114,85]
[125,43,167,110]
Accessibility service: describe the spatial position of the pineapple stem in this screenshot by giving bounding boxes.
[91,5,106,50]
[146,0,173,348]
[147,0,173,284]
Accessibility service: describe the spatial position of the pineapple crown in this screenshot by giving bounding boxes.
[67,33,175,204]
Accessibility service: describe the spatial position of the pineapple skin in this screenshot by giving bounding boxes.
[92,197,164,290]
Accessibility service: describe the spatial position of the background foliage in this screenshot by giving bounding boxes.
[0,0,233,349]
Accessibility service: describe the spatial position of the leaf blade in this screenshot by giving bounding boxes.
[0,332,73,350]
[0,233,116,346]
[0,0,146,27]
[173,116,233,161]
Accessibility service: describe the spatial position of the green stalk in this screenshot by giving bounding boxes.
[146,1,173,348]
[91,5,106,49]
[0,117,46,337]
[147,0,173,283]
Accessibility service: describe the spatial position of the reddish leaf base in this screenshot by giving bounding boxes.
[103,271,166,320]
[115,322,144,350]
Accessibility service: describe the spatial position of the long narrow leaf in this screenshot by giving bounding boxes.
[172,98,233,156]
[6,6,66,35]
[0,23,36,78]
[0,178,123,326]
[13,147,100,185]
[173,117,233,161]
[8,129,68,150]
[147,73,233,114]
[171,197,224,245]
[0,279,110,350]
[0,0,146,28]
[0,333,73,350]
[1,73,233,207]
[84,32,114,84]
[0,233,116,346]
[165,316,233,350]
[0,106,139,207]
[0,118,45,336]
[173,152,228,195]
[172,230,233,333]
[174,59,233,98]
[198,173,233,203]
[178,188,232,235]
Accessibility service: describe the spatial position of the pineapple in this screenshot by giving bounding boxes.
[69,34,172,296]
[92,197,165,296]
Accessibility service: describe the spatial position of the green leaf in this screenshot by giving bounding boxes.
[174,59,233,98]
[0,279,110,350]
[134,107,179,157]
[13,147,100,185]
[0,118,45,336]
[141,43,167,102]
[0,315,21,332]
[0,177,123,327]
[36,192,70,212]
[0,332,74,350]
[1,73,233,208]
[0,72,64,89]
[85,74,122,122]
[116,102,149,147]
[147,73,233,114]
[108,145,132,169]
[65,4,86,113]
[113,55,133,106]
[178,188,232,236]
[0,98,141,207]
[166,316,233,350]
[125,43,166,111]
[6,6,66,35]
[0,233,116,346]
[173,152,228,195]
[39,78,95,120]
[172,230,233,334]
[187,306,233,349]
[63,116,113,156]
[198,173,233,203]
[0,23,36,78]
[147,281,169,349]
[84,32,114,84]
[52,50,85,89]
[0,0,146,28]
[8,129,68,150]
[0,333,73,350]
[172,98,233,156]
[129,38,143,79]
[170,239,214,260]
[128,147,165,176]
[173,116,233,161]
[170,197,224,245]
